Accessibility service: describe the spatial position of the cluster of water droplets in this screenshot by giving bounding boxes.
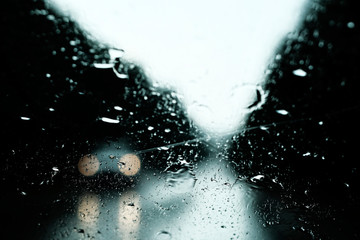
[164,156,197,194]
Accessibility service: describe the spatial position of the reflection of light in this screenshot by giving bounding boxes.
[47,0,309,135]
[118,154,141,176]
[137,157,272,239]
[77,193,100,224]
[118,191,141,240]
[101,117,120,124]
[78,154,100,176]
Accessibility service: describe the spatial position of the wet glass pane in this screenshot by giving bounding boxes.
[1,0,360,239]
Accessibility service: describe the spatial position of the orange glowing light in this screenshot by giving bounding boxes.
[78,154,100,176]
[118,154,141,176]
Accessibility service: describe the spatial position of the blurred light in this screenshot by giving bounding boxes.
[78,154,100,176]
[118,154,141,176]
[48,0,309,135]
[118,191,141,239]
[347,22,355,29]
[293,69,308,77]
[77,193,100,224]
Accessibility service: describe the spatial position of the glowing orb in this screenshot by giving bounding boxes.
[118,154,141,176]
[78,154,100,176]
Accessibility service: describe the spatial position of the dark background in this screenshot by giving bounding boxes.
[230,0,360,238]
[1,0,360,239]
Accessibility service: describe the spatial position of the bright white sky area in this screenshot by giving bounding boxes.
[47,0,309,136]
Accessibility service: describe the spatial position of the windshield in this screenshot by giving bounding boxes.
[1,0,359,239]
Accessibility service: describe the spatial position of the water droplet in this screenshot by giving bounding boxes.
[292,69,307,77]
[155,231,172,240]
[46,14,56,21]
[165,164,196,193]
[100,117,120,124]
[148,126,154,131]
[114,106,123,111]
[108,48,124,60]
[164,128,171,133]
[158,146,169,151]
[230,84,267,113]
[347,21,355,29]
[69,40,77,46]
[76,228,85,234]
[93,63,114,69]
[49,107,55,112]
[250,174,265,183]
[112,69,129,79]
[276,109,289,115]
[30,9,48,16]
[260,125,269,131]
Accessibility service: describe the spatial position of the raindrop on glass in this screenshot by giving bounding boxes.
[165,164,196,193]
[155,231,172,240]
[292,69,307,77]
[276,109,289,115]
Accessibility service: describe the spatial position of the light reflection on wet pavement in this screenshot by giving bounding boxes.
[43,151,276,240]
